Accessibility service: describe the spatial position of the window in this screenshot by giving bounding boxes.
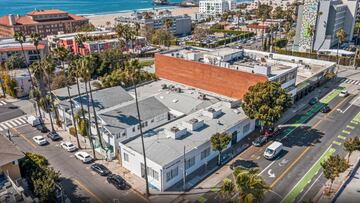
[141,164,159,180]
[201,148,211,160]
[185,156,195,170]
[243,123,250,134]
[123,153,129,162]
[166,166,179,182]
[151,119,154,123]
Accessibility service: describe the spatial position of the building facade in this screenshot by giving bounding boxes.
[199,0,236,15]
[115,10,192,36]
[0,9,89,37]
[120,101,255,191]
[247,0,298,10]
[0,38,47,64]
[294,0,358,52]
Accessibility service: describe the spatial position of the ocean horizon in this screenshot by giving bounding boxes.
[0,0,254,17]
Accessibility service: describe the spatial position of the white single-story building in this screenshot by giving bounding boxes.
[120,101,255,191]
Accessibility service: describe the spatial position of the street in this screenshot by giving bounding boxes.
[194,76,360,203]
[5,124,147,203]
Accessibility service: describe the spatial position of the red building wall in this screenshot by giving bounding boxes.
[155,54,268,99]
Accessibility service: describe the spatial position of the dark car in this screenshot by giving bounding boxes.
[47,131,61,141]
[230,160,258,170]
[91,163,111,176]
[36,124,49,133]
[309,97,319,105]
[321,105,331,113]
[107,174,127,190]
[252,136,268,147]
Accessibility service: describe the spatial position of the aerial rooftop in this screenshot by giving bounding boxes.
[124,101,249,167]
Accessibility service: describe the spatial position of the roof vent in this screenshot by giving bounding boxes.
[203,107,222,118]
[183,118,204,131]
[168,126,187,139]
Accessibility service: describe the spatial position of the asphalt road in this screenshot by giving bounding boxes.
[197,85,358,203]
[9,124,147,203]
[0,99,25,123]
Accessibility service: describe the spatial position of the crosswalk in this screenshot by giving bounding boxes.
[343,78,360,85]
[0,116,27,131]
[0,100,7,106]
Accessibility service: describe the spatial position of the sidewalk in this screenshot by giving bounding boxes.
[313,151,360,203]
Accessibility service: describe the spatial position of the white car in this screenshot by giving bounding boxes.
[339,90,349,97]
[60,141,77,152]
[32,136,48,146]
[74,151,93,163]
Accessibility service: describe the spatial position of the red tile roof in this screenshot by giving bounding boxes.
[0,43,45,52]
[27,9,67,16]
[0,11,88,26]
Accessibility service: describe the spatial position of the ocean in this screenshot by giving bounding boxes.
[0,0,254,16]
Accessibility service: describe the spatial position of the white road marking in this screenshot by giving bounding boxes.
[0,123,8,129]
[9,120,17,126]
[297,172,323,203]
[0,101,6,105]
[337,95,360,114]
[260,160,276,175]
[14,119,22,125]
[4,122,13,128]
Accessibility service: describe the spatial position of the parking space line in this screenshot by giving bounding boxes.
[337,135,346,140]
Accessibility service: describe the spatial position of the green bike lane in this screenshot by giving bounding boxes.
[194,87,346,203]
[278,100,360,203]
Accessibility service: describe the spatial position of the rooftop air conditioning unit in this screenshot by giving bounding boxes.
[168,126,187,139]
[183,118,204,131]
[203,107,222,118]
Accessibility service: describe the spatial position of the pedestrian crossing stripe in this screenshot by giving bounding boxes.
[346,125,355,129]
[0,101,6,105]
[344,79,360,85]
[0,116,27,131]
[333,141,342,146]
[342,130,351,134]
[338,135,346,140]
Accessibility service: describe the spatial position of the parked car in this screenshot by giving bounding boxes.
[47,131,61,141]
[230,160,258,170]
[107,174,127,190]
[309,97,319,105]
[264,127,281,137]
[91,163,111,176]
[252,136,268,147]
[32,136,48,146]
[321,105,331,113]
[74,151,93,163]
[36,124,49,133]
[339,90,349,97]
[60,141,77,152]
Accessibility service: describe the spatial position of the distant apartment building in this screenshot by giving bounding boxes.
[247,0,298,10]
[0,9,89,38]
[0,38,47,64]
[245,23,270,37]
[294,0,358,52]
[155,47,336,101]
[115,10,192,36]
[199,0,236,15]
[48,31,146,55]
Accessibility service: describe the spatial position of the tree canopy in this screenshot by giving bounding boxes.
[242,81,291,128]
[211,132,231,165]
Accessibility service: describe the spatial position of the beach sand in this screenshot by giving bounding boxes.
[88,7,198,27]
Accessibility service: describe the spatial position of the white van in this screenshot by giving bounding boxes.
[27,116,41,127]
[264,141,283,159]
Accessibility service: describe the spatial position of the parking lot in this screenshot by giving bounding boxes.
[9,123,146,203]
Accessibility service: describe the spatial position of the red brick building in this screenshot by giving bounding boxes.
[155,53,268,99]
[0,9,89,37]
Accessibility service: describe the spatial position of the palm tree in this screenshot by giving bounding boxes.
[30,33,42,61]
[42,56,57,132]
[126,59,150,196]
[336,28,347,65]
[29,61,45,121]
[220,178,235,202]
[344,136,360,163]
[115,24,126,50]
[80,56,105,150]
[355,22,360,45]
[233,168,270,203]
